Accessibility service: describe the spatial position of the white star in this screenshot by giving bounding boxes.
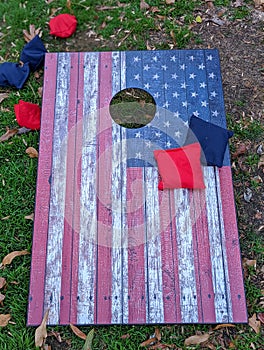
[210,91,217,97]
[200,82,206,88]
[163,83,169,89]
[212,110,219,117]
[173,92,179,98]
[191,92,198,98]
[174,130,182,138]
[174,111,180,118]
[153,73,159,80]
[135,152,142,159]
[166,141,172,147]
[184,120,189,127]
[170,55,177,62]
[181,82,187,89]
[209,72,215,79]
[161,65,168,70]
[163,101,169,108]
[155,131,161,138]
[182,101,188,107]
[145,140,152,148]
[163,121,171,127]
[189,73,196,79]
[143,64,150,71]
[198,63,205,70]
[207,55,213,61]
[144,83,150,89]
[154,92,160,98]
[201,100,208,107]
[152,56,158,62]
[193,110,200,117]
[134,74,140,80]
[180,64,186,70]
[135,131,142,138]
[189,55,195,61]
[133,56,141,62]
[171,73,178,79]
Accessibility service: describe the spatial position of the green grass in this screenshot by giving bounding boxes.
[1,0,264,349]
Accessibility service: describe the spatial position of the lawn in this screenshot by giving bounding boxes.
[0,0,263,349]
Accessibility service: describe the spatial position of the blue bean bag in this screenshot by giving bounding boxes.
[0,62,30,89]
[20,35,47,71]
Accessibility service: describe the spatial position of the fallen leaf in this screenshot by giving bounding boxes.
[0,127,18,142]
[25,213,34,221]
[140,337,157,347]
[155,328,162,341]
[248,313,261,334]
[0,93,9,104]
[1,216,10,221]
[70,324,87,340]
[0,314,11,327]
[166,0,175,4]
[184,333,210,346]
[82,328,95,350]
[243,188,252,202]
[140,0,150,10]
[243,258,257,269]
[17,127,31,135]
[0,293,5,302]
[196,15,203,23]
[23,24,41,43]
[254,0,264,7]
[66,0,71,10]
[1,250,30,267]
[258,155,264,168]
[120,334,130,339]
[38,87,43,97]
[257,312,264,324]
[213,324,236,330]
[150,6,160,13]
[233,143,247,158]
[35,309,49,347]
[26,147,38,158]
[0,277,6,289]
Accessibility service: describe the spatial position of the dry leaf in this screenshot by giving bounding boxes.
[26,147,38,158]
[23,24,41,43]
[166,0,175,4]
[140,0,150,10]
[1,250,30,267]
[155,328,162,341]
[258,155,264,168]
[254,0,264,7]
[243,258,257,269]
[35,309,49,347]
[66,0,71,9]
[17,127,31,135]
[184,333,210,346]
[233,143,247,158]
[0,293,5,302]
[82,328,95,350]
[120,334,131,339]
[0,127,18,142]
[1,216,10,221]
[0,277,6,289]
[213,324,236,330]
[0,93,9,104]
[257,312,264,324]
[140,337,157,347]
[0,314,11,327]
[25,213,34,221]
[248,313,261,334]
[70,323,87,340]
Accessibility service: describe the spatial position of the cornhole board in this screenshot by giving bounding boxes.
[27,49,247,326]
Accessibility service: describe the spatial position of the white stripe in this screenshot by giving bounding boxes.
[204,166,230,322]
[111,51,128,324]
[144,167,164,323]
[77,52,99,324]
[215,167,233,321]
[174,188,198,323]
[45,53,70,324]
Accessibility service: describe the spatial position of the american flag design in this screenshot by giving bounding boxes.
[28,50,247,326]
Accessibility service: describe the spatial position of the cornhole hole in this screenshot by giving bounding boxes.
[28,49,247,326]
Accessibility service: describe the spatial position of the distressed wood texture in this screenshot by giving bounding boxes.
[28,50,247,326]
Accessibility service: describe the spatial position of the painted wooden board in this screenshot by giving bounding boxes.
[28,50,247,326]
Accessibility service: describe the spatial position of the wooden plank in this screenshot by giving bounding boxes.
[27,53,58,326]
[77,52,99,324]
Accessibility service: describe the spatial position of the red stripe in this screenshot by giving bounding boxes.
[59,53,79,324]
[159,190,178,323]
[169,191,182,323]
[219,166,247,322]
[191,189,216,322]
[96,52,113,324]
[127,168,146,323]
[27,53,58,325]
[69,52,85,324]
